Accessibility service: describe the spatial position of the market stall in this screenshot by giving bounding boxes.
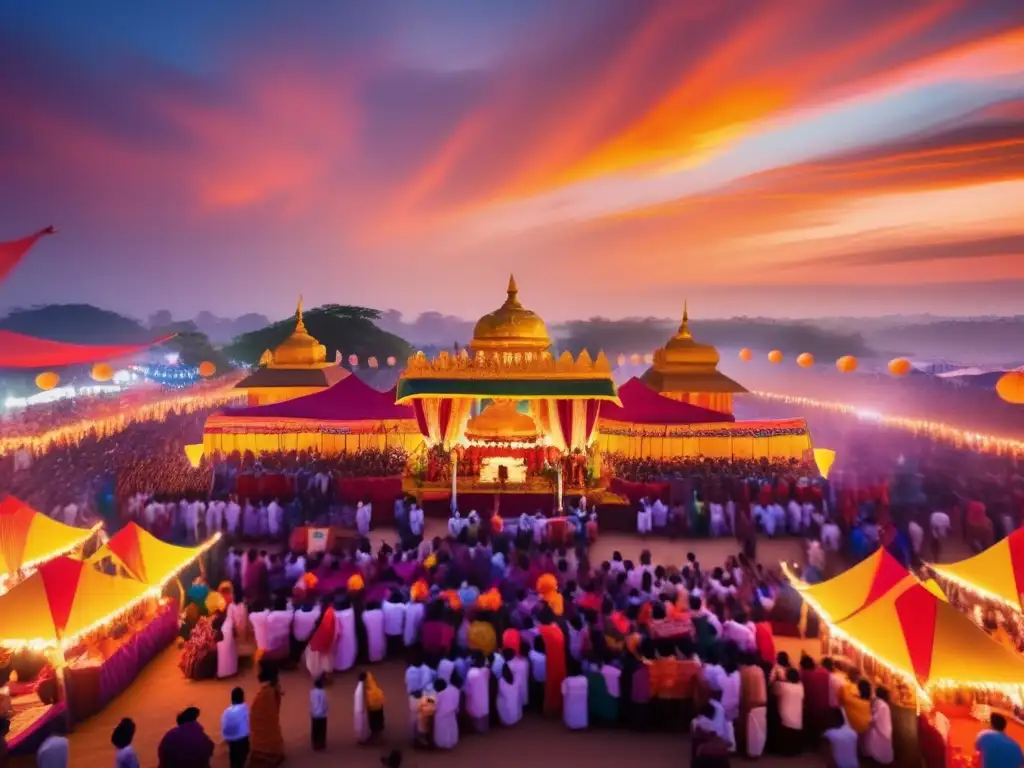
[0,495,102,595]
[0,556,175,752]
[88,521,220,589]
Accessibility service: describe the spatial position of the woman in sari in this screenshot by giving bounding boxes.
[304,601,336,680]
[353,671,386,744]
[178,617,218,680]
[249,665,285,767]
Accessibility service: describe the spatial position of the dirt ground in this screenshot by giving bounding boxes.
[12,531,830,767]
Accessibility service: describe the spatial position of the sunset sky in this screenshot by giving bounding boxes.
[2,0,1024,322]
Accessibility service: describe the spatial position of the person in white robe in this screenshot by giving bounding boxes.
[249,609,270,655]
[356,502,372,538]
[205,500,223,537]
[224,497,241,537]
[497,664,522,726]
[242,502,259,539]
[636,499,653,535]
[787,499,802,534]
[725,498,736,533]
[382,593,406,657]
[651,498,668,529]
[693,698,733,750]
[353,676,371,744]
[403,597,425,648]
[409,503,424,539]
[465,656,491,732]
[293,603,321,647]
[267,498,283,539]
[432,679,460,749]
[447,512,464,538]
[362,602,386,662]
[710,502,726,537]
[561,666,589,730]
[863,688,894,764]
[266,603,294,660]
[256,502,269,538]
[334,603,357,672]
[506,649,530,710]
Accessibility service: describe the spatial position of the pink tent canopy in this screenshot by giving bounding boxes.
[600,377,734,424]
[225,374,414,421]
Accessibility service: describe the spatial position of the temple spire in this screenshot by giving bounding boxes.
[295,295,307,333]
[677,300,691,338]
[505,273,521,307]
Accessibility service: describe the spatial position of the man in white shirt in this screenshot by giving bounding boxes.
[267,498,283,539]
[362,602,386,662]
[381,592,406,657]
[651,498,668,530]
[636,499,653,535]
[355,501,371,538]
[821,519,842,552]
[561,665,588,730]
[448,512,465,538]
[465,655,491,732]
[224,497,241,537]
[908,519,924,560]
[823,707,859,768]
[408,503,425,540]
[709,502,726,537]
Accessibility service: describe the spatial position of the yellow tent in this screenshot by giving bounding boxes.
[928,528,1024,613]
[89,522,218,586]
[832,576,1024,701]
[0,556,154,649]
[0,496,101,579]
[787,547,912,623]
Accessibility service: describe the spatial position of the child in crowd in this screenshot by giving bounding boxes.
[310,675,328,751]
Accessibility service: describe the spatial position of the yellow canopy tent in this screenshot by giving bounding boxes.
[831,576,1024,703]
[785,547,912,623]
[0,556,154,649]
[89,522,219,587]
[0,496,101,582]
[928,527,1024,614]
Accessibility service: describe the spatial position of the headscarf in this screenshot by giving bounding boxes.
[476,587,502,612]
[364,673,385,711]
[543,592,564,617]
[536,573,558,597]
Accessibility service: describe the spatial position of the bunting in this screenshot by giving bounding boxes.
[0,226,55,284]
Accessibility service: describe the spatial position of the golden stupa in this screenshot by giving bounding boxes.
[641,301,747,414]
[465,398,539,440]
[234,296,348,406]
[469,274,551,357]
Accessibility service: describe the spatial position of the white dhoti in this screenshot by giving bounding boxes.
[745,706,767,758]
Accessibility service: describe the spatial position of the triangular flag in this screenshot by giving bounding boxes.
[813,448,836,479]
[0,226,56,284]
[184,444,204,468]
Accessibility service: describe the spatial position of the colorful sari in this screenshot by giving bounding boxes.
[249,683,285,767]
[539,623,566,716]
[305,606,336,679]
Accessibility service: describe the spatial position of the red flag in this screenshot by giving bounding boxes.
[0,226,56,284]
[0,330,174,369]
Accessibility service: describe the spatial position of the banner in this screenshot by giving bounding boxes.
[307,528,329,553]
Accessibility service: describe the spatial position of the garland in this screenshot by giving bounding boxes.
[207,425,419,436]
[600,426,807,438]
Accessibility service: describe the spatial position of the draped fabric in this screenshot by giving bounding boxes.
[584,400,601,445]
[0,227,54,285]
[0,330,174,369]
[415,397,472,449]
[443,398,473,449]
[413,401,430,438]
[556,400,574,451]
[551,399,601,452]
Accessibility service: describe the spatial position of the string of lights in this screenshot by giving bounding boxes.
[751,391,1024,457]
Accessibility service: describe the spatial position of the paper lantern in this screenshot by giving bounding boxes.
[738,348,752,362]
[836,355,858,373]
[184,444,204,468]
[797,353,814,368]
[888,358,912,376]
[386,356,396,367]
[629,353,641,365]
[813,448,836,479]
[198,360,216,377]
[996,371,1024,404]
[91,363,114,382]
[368,356,379,368]
[767,350,783,364]
[35,371,59,391]
[348,354,359,366]
[616,354,626,366]
[642,352,654,364]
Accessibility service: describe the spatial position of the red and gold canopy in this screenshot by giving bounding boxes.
[0,496,100,579]
[929,528,1024,613]
[89,522,218,586]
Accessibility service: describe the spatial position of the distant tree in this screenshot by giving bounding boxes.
[0,304,149,344]
[148,309,174,329]
[159,330,230,371]
[224,303,412,365]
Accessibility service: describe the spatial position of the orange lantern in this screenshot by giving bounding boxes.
[797,353,815,368]
[368,356,379,368]
[738,348,752,362]
[90,362,114,382]
[996,371,1024,404]
[197,360,216,377]
[386,356,396,367]
[616,354,626,366]
[642,352,654,364]
[629,353,641,365]
[888,358,912,377]
[35,371,59,391]
[768,350,783,364]
[348,354,359,366]
[836,355,858,373]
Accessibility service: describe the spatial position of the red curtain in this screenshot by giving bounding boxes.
[585,400,601,444]
[412,401,430,438]
[555,400,574,450]
[437,399,453,441]
[0,227,55,284]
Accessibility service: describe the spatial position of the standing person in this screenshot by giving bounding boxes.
[465,653,491,733]
[157,707,215,768]
[432,678,460,750]
[382,590,406,658]
[304,600,337,680]
[863,687,894,765]
[36,719,70,768]
[362,601,387,663]
[310,675,329,751]
[497,664,523,726]
[354,671,386,744]
[822,708,859,768]
[221,687,250,768]
[772,668,805,756]
[111,718,140,768]
[248,666,285,767]
[561,661,589,731]
[975,712,1024,768]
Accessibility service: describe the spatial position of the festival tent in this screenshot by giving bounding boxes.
[599,377,736,424]
[0,330,174,369]
[0,556,154,648]
[0,496,101,581]
[88,522,219,586]
[785,548,912,623]
[928,528,1024,613]
[832,578,1024,700]
[203,374,423,455]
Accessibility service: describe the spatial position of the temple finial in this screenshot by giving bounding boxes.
[295,295,306,332]
[677,300,691,337]
[507,274,518,297]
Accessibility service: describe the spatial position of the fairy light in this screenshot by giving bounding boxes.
[782,563,1024,707]
[0,532,222,651]
[0,381,246,458]
[927,565,1022,616]
[0,522,104,597]
[752,391,1024,456]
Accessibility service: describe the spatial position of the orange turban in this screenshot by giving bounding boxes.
[536,573,558,597]
[440,589,462,611]
[491,514,503,533]
[477,587,502,612]
[544,592,564,617]
[410,580,429,602]
[302,572,319,590]
[347,574,365,592]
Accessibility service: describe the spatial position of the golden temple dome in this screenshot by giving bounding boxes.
[466,399,539,439]
[269,296,329,368]
[656,302,720,367]
[469,275,551,356]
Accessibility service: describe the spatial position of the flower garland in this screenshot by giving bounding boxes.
[599,426,807,439]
